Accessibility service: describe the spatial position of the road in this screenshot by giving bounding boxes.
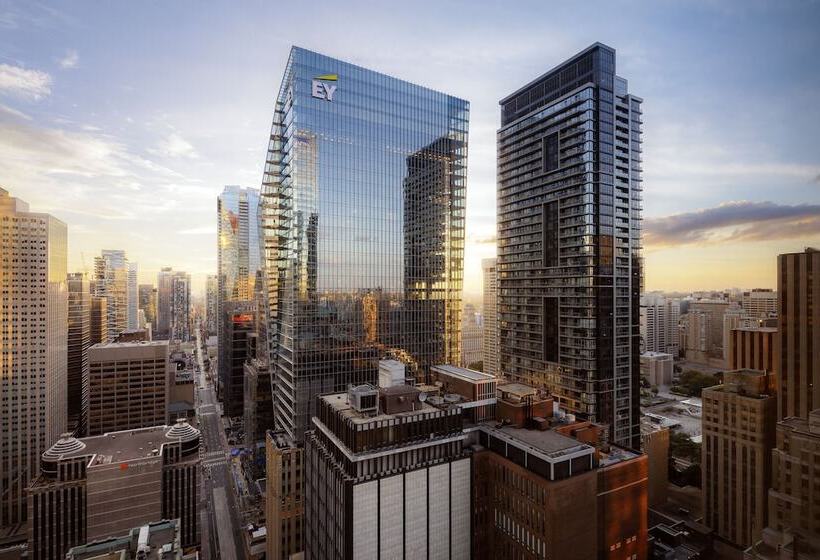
[196,328,245,560]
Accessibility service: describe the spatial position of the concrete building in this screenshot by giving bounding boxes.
[742,289,777,319]
[138,283,157,331]
[90,296,108,344]
[640,421,669,508]
[65,519,193,560]
[482,258,499,377]
[67,273,91,437]
[641,292,681,355]
[461,303,483,367]
[27,421,200,559]
[127,262,138,331]
[684,300,730,367]
[728,326,777,372]
[305,385,472,559]
[702,369,777,548]
[430,364,497,422]
[496,43,643,447]
[777,248,820,420]
[219,301,255,417]
[0,187,67,533]
[378,359,408,388]
[265,431,304,560]
[170,272,191,342]
[93,250,130,341]
[640,352,674,388]
[156,268,174,339]
[87,341,171,436]
[205,275,218,336]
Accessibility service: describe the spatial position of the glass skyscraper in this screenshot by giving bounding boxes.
[496,43,643,447]
[261,47,468,442]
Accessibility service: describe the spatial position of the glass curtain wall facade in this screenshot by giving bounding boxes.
[496,43,643,447]
[261,47,468,442]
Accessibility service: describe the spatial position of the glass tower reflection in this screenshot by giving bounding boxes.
[261,47,469,442]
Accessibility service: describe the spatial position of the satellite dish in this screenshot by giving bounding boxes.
[418,392,428,402]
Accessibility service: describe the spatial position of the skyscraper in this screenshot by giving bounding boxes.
[171,271,191,342]
[89,296,108,344]
[138,283,157,329]
[640,292,681,355]
[260,47,468,443]
[156,267,174,338]
[67,273,91,436]
[205,274,218,335]
[217,185,260,412]
[0,187,67,531]
[496,43,643,446]
[127,261,138,330]
[93,250,130,341]
[481,258,499,377]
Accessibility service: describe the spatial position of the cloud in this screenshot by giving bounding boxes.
[178,226,214,235]
[150,133,198,159]
[0,63,52,100]
[644,201,820,248]
[59,50,79,69]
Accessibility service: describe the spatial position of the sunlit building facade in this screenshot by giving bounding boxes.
[67,273,91,436]
[496,43,643,447]
[261,47,468,443]
[93,250,130,341]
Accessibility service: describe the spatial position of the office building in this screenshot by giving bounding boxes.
[265,431,304,560]
[219,301,255,417]
[127,262,138,330]
[0,187,67,532]
[65,519,194,560]
[430,364,497,422]
[244,353,273,449]
[728,326,777,372]
[742,289,777,319]
[67,273,91,436]
[496,43,643,447]
[702,369,776,548]
[93,250,130,341]
[87,340,171,436]
[27,421,200,559]
[640,421,669,508]
[723,303,754,367]
[260,47,468,443]
[305,385,472,559]
[685,300,729,366]
[89,296,108,344]
[482,258,500,377]
[170,271,191,342]
[640,351,674,388]
[156,267,174,338]
[777,248,820,420]
[461,303,483,367]
[138,283,157,330]
[640,292,681,355]
[206,274,218,335]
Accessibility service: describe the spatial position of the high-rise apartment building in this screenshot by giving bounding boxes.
[685,300,730,366]
[206,274,218,335]
[640,292,681,355]
[87,340,171,435]
[305,385,472,559]
[67,273,91,436]
[728,326,777,372]
[260,47,468,443]
[217,185,261,412]
[127,261,138,330]
[89,296,108,344]
[27,421,200,559]
[156,267,174,338]
[742,289,777,319]
[170,271,191,341]
[461,303,482,366]
[777,248,820,420]
[481,258,499,377]
[93,250,130,341]
[702,369,777,548]
[0,187,67,532]
[138,283,157,330]
[496,43,643,446]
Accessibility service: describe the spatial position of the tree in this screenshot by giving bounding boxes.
[671,370,719,397]
[467,360,483,372]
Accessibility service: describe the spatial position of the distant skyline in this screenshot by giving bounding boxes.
[1,1,818,296]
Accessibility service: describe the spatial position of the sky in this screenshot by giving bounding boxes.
[1,0,819,298]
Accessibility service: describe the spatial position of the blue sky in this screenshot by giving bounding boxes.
[1,0,818,296]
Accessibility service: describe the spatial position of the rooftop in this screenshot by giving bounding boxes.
[481,422,591,459]
[431,364,495,383]
[320,391,446,425]
[641,351,673,359]
[66,519,181,560]
[497,382,540,400]
[90,340,169,349]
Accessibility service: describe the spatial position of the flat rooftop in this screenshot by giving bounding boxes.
[432,364,495,383]
[642,351,673,359]
[67,519,180,559]
[44,423,199,467]
[90,340,169,349]
[482,422,591,459]
[497,382,540,399]
[320,392,445,425]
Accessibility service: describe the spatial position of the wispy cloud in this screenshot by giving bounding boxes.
[0,63,52,100]
[58,49,79,69]
[150,132,198,159]
[645,201,820,248]
[178,226,214,235]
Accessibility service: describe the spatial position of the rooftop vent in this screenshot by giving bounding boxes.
[348,384,379,415]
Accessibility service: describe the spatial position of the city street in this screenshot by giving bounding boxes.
[196,329,245,560]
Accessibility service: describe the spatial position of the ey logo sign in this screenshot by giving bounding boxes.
[311,74,338,102]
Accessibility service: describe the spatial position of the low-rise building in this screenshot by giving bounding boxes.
[641,352,674,388]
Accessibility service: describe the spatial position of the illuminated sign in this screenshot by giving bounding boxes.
[232,314,254,324]
[311,74,338,102]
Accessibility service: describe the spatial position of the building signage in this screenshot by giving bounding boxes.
[311,74,338,102]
